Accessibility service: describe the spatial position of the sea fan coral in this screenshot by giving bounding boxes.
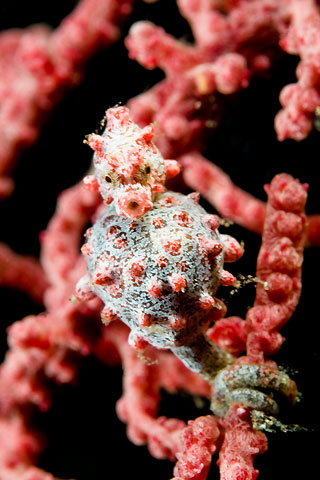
[1,1,320,480]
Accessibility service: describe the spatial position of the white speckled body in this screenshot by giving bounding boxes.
[85,191,224,349]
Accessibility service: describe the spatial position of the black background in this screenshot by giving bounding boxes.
[0,1,319,479]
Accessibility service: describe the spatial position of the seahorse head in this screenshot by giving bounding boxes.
[84,106,180,219]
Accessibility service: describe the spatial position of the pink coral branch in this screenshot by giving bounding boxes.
[0,290,102,479]
[180,151,266,233]
[214,173,307,480]
[245,173,308,362]
[117,342,184,459]
[41,183,100,289]
[0,183,103,415]
[0,2,319,480]
[96,322,221,478]
[0,0,135,198]
[127,0,320,162]
[275,0,320,140]
[173,415,221,480]
[181,151,320,246]
[0,243,48,303]
[0,414,55,480]
[0,170,311,480]
[126,22,199,76]
[217,405,267,480]
[95,319,213,460]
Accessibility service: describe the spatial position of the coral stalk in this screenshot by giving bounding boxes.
[0,0,135,198]
[0,244,48,303]
[181,151,320,246]
[246,173,308,362]
[213,173,307,480]
[0,1,318,480]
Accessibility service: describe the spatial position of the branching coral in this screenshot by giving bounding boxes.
[0,0,135,198]
[0,1,320,480]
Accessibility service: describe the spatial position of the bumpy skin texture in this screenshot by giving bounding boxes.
[84,106,180,219]
[78,123,305,480]
[78,108,301,426]
[84,191,224,348]
[79,107,244,380]
[0,3,315,480]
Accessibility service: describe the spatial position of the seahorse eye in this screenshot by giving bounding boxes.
[105,175,112,183]
[145,166,151,175]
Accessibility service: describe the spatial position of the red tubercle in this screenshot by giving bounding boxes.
[221,235,244,263]
[81,243,92,256]
[147,279,164,298]
[279,37,288,51]
[105,195,114,205]
[155,256,169,268]
[83,175,99,192]
[92,263,116,286]
[187,192,200,204]
[220,270,236,286]
[173,210,193,227]
[164,159,181,179]
[127,258,146,279]
[141,124,154,142]
[101,306,117,325]
[128,221,139,231]
[137,313,154,327]
[151,183,165,194]
[107,283,123,298]
[202,214,220,231]
[86,133,104,152]
[198,294,215,310]
[153,217,166,228]
[113,237,128,249]
[168,273,187,292]
[207,298,227,321]
[93,271,111,286]
[164,240,181,255]
[85,227,93,239]
[159,195,180,207]
[107,225,121,238]
[198,236,222,258]
[128,331,149,351]
[169,315,187,330]
[135,137,144,146]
